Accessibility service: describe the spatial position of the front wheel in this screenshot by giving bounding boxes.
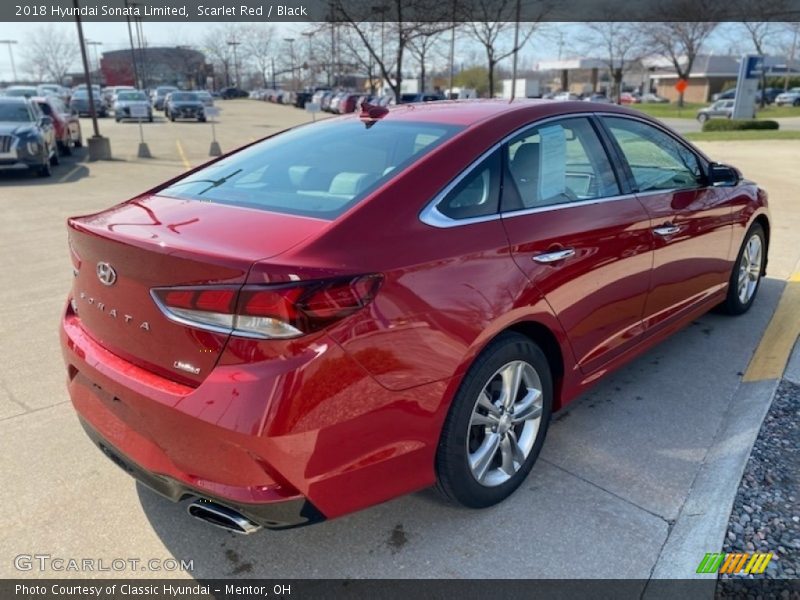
[697,113,708,123]
[435,332,552,508]
[720,223,766,315]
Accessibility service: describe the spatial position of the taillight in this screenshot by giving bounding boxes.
[151,274,382,339]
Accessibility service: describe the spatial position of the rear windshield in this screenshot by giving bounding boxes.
[159,119,462,219]
[117,92,147,101]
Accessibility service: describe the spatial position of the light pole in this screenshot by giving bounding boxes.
[0,39,18,83]
[301,31,313,88]
[123,0,140,87]
[86,40,103,78]
[284,38,295,90]
[227,40,241,87]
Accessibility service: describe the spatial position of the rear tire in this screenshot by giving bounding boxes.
[698,114,708,123]
[720,223,766,315]
[435,332,552,508]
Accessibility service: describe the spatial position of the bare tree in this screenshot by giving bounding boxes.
[201,24,247,88]
[407,25,446,93]
[462,0,544,97]
[583,23,646,103]
[243,24,276,88]
[21,25,79,84]
[338,23,382,93]
[648,20,719,106]
[333,0,451,101]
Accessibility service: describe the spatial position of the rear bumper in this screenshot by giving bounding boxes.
[78,417,324,529]
[61,304,449,522]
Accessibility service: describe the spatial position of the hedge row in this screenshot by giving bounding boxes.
[702,119,780,132]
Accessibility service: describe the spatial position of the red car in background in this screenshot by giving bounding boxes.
[61,100,769,534]
[33,95,82,155]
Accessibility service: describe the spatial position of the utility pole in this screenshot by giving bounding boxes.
[510,0,521,101]
[302,31,313,88]
[786,25,798,92]
[448,0,456,98]
[227,40,241,87]
[123,0,139,87]
[0,40,18,83]
[73,0,111,159]
[284,38,295,90]
[86,40,103,78]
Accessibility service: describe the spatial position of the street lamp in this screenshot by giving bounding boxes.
[86,40,103,77]
[0,39,18,83]
[227,40,241,87]
[301,31,313,88]
[284,38,295,90]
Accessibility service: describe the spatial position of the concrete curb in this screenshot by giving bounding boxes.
[646,378,779,584]
[784,339,800,386]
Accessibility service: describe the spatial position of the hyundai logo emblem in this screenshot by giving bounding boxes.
[96,262,117,286]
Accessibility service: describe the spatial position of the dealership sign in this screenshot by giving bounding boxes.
[733,55,763,120]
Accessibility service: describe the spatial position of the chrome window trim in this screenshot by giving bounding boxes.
[419,111,707,229]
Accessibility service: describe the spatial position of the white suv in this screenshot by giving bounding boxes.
[775,87,800,107]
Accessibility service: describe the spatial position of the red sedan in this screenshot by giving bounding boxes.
[61,100,769,533]
[33,95,82,155]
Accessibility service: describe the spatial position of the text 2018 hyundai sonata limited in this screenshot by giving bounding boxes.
[61,100,769,534]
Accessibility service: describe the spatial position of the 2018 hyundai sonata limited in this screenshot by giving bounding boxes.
[61,100,769,533]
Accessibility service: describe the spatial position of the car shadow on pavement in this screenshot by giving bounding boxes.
[137,277,785,579]
[0,149,91,187]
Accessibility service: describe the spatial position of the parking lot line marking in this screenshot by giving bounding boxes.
[57,165,82,183]
[743,274,800,382]
[175,140,191,170]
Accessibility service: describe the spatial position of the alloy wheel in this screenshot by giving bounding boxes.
[467,360,543,487]
[737,233,762,304]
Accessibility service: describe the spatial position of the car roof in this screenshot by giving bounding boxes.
[351,98,641,128]
[0,96,29,103]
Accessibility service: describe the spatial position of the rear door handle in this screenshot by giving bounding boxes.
[653,224,681,237]
[533,248,575,264]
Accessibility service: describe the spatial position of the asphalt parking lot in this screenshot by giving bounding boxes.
[1,100,799,581]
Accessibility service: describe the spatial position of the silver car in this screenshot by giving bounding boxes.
[113,90,153,122]
[774,87,800,107]
[696,99,736,122]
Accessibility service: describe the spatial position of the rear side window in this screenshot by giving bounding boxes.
[159,120,462,219]
[436,150,501,220]
[602,117,704,192]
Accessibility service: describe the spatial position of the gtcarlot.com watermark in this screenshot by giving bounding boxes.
[14,554,193,573]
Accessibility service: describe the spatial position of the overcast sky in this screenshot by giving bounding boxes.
[0,20,748,83]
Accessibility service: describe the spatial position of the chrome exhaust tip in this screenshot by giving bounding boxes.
[187,499,262,535]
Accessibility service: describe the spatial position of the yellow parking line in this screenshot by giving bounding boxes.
[175,140,191,170]
[743,272,800,382]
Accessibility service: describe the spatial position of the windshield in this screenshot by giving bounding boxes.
[117,92,147,101]
[0,103,33,122]
[72,90,98,99]
[171,92,198,102]
[157,88,177,96]
[5,88,37,97]
[159,119,462,219]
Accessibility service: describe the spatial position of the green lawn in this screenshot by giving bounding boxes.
[631,102,800,120]
[684,130,800,141]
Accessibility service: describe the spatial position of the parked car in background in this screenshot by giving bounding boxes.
[619,92,641,104]
[640,93,669,103]
[0,96,57,176]
[37,84,70,102]
[696,99,738,122]
[400,93,446,103]
[584,93,613,104]
[61,100,769,534]
[758,88,782,105]
[220,87,249,99]
[32,95,82,155]
[114,90,153,122]
[712,88,736,102]
[165,91,206,122]
[294,91,313,108]
[196,90,215,107]
[69,88,109,117]
[775,87,800,107]
[152,86,179,111]
[4,85,38,98]
[553,91,581,101]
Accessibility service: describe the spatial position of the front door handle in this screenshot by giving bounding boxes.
[533,248,576,264]
[653,224,681,237]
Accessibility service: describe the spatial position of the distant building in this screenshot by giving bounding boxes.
[100,47,211,89]
[647,55,800,103]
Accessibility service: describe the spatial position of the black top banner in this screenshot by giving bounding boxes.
[4,0,800,22]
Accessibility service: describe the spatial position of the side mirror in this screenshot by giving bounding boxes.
[709,163,740,187]
[40,115,53,127]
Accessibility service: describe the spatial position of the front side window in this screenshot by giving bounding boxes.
[602,117,704,193]
[159,120,462,219]
[504,117,620,210]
